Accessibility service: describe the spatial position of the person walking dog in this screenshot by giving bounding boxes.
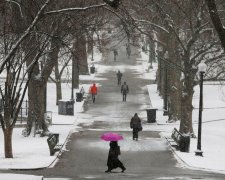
[130,113,142,141]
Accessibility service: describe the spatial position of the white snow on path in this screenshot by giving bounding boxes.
[0,174,43,180]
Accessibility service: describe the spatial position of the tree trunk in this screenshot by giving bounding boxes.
[4,127,13,158]
[54,54,62,105]
[157,50,164,95]
[27,80,47,135]
[87,31,94,55]
[3,72,14,158]
[26,37,60,136]
[168,71,181,122]
[206,0,225,51]
[72,56,79,89]
[72,41,80,88]
[75,34,88,75]
[179,74,195,134]
[167,38,181,122]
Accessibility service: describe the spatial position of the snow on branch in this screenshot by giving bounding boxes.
[44,3,106,15]
[0,0,51,74]
[135,19,169,33]
[5,0,23,17]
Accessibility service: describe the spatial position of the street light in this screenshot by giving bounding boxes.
[195,60,207,156]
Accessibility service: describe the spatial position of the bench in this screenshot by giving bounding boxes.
[171,128,190,152]
[76,87,85,102]
[47,133,62,156]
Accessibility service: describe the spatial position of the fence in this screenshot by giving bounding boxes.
[0,100,52,125]
[17,100,29,124]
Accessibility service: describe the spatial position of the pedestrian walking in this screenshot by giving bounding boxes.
[116,70,123,85]
[126,44,131,58]
[90,83,97,103]
[105,141,126,173]
[130,113,142,141]
[121,81,129,101]
[113,49,118,61]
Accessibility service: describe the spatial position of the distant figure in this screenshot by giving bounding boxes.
[113,49,118,61]
[121,82,129,102]
[90,83,98,103]
[116,70,123,86]
[126,44,131,58]
[105,141,126,173]
[130,113,142,141]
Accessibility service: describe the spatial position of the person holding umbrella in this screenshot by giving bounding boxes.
[105,141,126,173]
[100,133,126,173]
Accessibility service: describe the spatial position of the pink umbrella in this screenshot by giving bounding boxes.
[100,132,123,141]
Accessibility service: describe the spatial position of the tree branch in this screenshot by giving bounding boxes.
[44,3,107,15]
[205,0,225,50]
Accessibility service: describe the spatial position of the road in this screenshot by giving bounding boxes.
[3,45,225,180]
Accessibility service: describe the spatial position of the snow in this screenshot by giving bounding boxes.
[1,45,225,179]
[0,174,43,180]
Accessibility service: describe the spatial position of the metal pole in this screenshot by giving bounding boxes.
[196,72,203,156]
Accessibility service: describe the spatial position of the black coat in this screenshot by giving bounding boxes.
[121,84,129,94]
[130,115,142,132]
[107,146,123,169]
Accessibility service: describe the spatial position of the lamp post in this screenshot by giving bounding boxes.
[195,60,207,156]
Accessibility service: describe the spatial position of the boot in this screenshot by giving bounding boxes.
[105,169,111,173]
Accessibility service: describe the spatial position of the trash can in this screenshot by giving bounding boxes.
[90,66,95,74]
[179,135,190,152]
[58,100,74,115]
[146,108,157,123]
[76,92,83,102]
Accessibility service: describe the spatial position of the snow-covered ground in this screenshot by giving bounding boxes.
[0,47,225,179]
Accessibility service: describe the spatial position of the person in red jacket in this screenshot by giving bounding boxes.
[90,83,98,103]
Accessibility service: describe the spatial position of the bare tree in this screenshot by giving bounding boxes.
[205,0,225,50]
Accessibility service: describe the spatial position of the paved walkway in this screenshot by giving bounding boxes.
[2,44,225,179]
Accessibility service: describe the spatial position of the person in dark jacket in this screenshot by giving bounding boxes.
[105,141,126,173]
[121,82,129,101]
[116,70,123,85]
[130,113,142,141]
